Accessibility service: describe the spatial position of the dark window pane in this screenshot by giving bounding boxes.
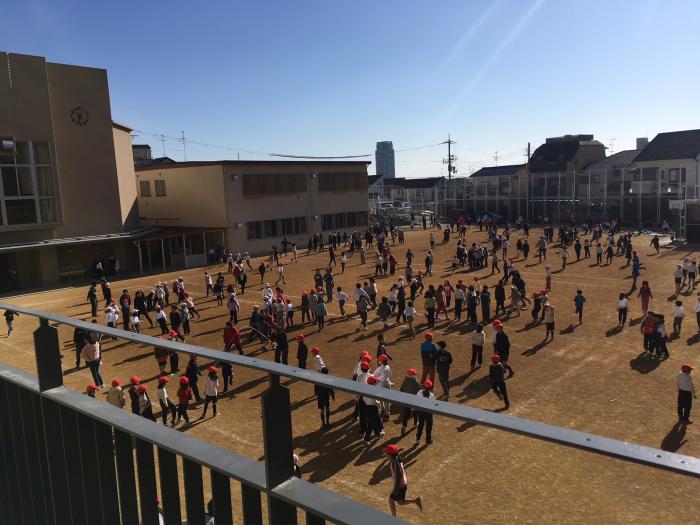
[6,199,37,225]
[17,167,33,196]
[32,142,51,164]
[15,142,30,164]
[39,198,57,222]
[36,167,54,196]
[139,180,151,197]
[2,166,18,196]
[155,180,167,196]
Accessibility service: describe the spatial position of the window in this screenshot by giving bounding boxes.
[6,200,37,225]
[322,211,367,230]
[247,216,307,240]
[318,172,365,192]
[140,180,152,197]
[241,173,306,196]
[155,179,167,196]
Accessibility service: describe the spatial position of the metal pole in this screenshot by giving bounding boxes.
[161,237,166,271]
[137,240,143,275]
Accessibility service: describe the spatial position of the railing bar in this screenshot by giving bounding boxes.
[240,483,263,525]
[306,511,326,525]
[30,392,52,525]
[94,420,120,525]
[211,470,234,525]
[135,438,159,525]
[39,397,72,524]
[114,429,139,524]
[76,413,102,522]
[61,404,88,525]
[157,447,182,525]
[0,381,22,525]
[17,385,40,525]
[183,458,205,525]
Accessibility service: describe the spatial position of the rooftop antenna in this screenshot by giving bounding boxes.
[493,151,499,166]
[181,131,187,161]
[160,134,166,157]
[608,138,616,155]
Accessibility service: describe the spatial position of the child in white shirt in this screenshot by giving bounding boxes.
[405,301,419,336]
[131,310,141,334]
[673,300,686,334]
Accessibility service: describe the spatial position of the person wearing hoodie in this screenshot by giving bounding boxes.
[201,366,220,418]
[80,335,104,389]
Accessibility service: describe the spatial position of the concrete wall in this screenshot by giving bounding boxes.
[136,165,227,227]
[112,126,139,229]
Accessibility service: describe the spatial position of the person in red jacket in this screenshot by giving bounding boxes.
[176,377,192,426]
[223,321,243,354]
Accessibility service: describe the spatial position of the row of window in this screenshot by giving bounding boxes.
[247,217,307,240]
[321,211,368,231]
[240,172,367,197]
[0,140,57,226]
[139,180,167,197]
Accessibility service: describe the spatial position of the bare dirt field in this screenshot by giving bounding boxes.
[3,227,700,524]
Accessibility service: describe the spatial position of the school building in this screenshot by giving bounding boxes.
[0,51,150,291]
[135,160,370,258]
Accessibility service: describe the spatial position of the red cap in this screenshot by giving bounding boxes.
[297,333,305,341]
[383,444,399,456]
[491,354,501,363]
[360,362,370,372]
[130,376,141,385]
[361,351,370,358]
[539,289,547,295]
[158,376,169,383]
[424,332,434,340]
[208,366,218,374]
[367,375,378,385]
[111,378,121,387]
[378,354,388,363]
[168,329,178,338]
[179,377,190,385]
[422,379,433,389]
[682,364,695,372]
[301,291,308,297]
[86,384,98,392]
[492,320,503,328]
[407,368,417,377]
[311,347,320,354]
[136,384,147,394]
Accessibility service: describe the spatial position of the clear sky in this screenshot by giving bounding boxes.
[4,0,700,177]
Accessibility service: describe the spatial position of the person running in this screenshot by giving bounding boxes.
[383,444,423,517]
[489,354,510,409]
[314,367,335,428]
[405,301,418,336]
[677,364,696,424]
[3,309,18,337]
[573,289,585,324]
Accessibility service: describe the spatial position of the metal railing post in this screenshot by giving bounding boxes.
[33,318,63,392]
[261,373,297,525]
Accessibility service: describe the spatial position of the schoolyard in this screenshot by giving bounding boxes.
[2,226,699,524]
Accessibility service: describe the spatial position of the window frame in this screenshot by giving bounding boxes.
[154,179,167,197]
[140,180,152,198]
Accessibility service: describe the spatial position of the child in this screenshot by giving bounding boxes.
[656,315,670,359]
[128,376,141,414]
[405,301,419,336]
[157,376,177,427]
[618,292,629,326]
[543,304,556,341]
[296,334,308,369]
[471,324,485,370]
[377,297,391,329]
[573,289,586,324]
[313,367,335,428]
[186,354,202,401]
[201,366,220,418]
[176,377,192,425]
[220,360,233,392]
[107,378,126,409]
[336,286,348,316]
[286,299,295,329]
[86,384,97,398]
[154,342,168,375]
[399,369,421,434]
[383,444,423,518]
[300,292,310,324]
[675,264,683,294]
[415,380,435,445]
[311,347,325,371]
[155,305,168,334]
[3,309,18,336]
[673,300,686,334]
[545,265,552,292]
[130,309,141,334]
[362,376,385,444]
[435,341,453,400]
[489,354,509,408]
[137,385,156,421]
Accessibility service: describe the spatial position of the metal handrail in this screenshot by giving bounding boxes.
[4,301,700,479]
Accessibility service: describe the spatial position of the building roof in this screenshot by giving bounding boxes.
[470,164,525,178]
[385,177,444,189]
[0,227,161,254]
[112,120,133,133]
[586,149,640,170]
[368,175,383,185]
[633,129,700,162]
[132,144,151,150]
[529,135,604,173]
[136,159,372,171]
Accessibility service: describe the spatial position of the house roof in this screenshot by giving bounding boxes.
[132,144,151,150]
[586,149,640,170]
[136,160,372,171]
[470,164,525,178]
[528,136,604,173]
[112,120,133,133]
[385,177,444,189]
[633,129,700,162]
[368,175,383,185]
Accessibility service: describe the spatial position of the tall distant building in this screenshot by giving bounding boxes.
[375,141,395,179]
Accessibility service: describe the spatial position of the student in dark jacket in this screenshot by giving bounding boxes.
[169,305,185,341]
[128,376,141,414]
[313,367,335,428]
[296,334,308,369]
[399,369,421,433]
[494,282,506,316]
[435,341,453,400]
[489,354,509,408]
[73,326,86,368]
[493,320,514,376]
[274,327,289,365]
[185,355,202,401]
[87,283,98,317]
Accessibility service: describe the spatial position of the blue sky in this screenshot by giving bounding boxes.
[4,0,700,177]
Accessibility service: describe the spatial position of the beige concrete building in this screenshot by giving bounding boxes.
[136,160,370,260]
[0,51,142,290]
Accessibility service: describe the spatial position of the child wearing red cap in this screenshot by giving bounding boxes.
[383,444,423,517]
[107,378,126,409]
[489,355,510,409]
[374,354,393,420]
[677,363,696,424]
[312,347,325,372]
[313,367,335,429]
[362,376,385,445]
[86,384,97,398]
[399,369,421,434]
[157,376,177,426]
[354,358,371,428]
[176,377,192,425]
[201,366,220,418]
[415,380,435,445]
[296,334,308,369]
[137,385,156,421]
[420,333,437,383]
[128,376,141,414]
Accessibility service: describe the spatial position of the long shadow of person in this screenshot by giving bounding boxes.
[629,351,660,374]
[660,422,687,452]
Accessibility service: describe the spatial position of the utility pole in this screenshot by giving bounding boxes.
[608,138,616,155]
[527,141,531,160]
[181,131,187,161]
[442,134,457,180]
[493,151,499,166]
[160,134,166,157]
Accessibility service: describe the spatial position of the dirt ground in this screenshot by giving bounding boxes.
[2,227,700,524]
